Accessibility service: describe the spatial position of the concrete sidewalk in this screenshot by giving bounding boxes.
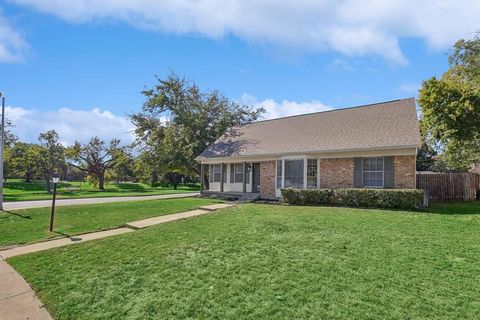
[4,192,200,211]
[0,260,52,320]
[0,228,135,259]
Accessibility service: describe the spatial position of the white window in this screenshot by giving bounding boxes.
[211,164,222,183]
[363,157,384,187]
[230,163,244,183]
[307,159,318,188]
[284,159,304,188]
[276,160,282,189]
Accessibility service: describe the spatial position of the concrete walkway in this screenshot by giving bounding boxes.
[0,202,234,320]
[0,260,52,319]
[4,192,200,211]
[0,228,135,259]
[125,204,233,229]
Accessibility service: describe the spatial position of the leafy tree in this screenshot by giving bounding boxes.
[416,142,437,171]
[38,130,66,192]
[419,33,480,171]
[6,142,44,182]
[131,72,264,179]
[3,118,18,148]
[105,147,135,183]
[66,137,123,190]
[133,151,162,186]
[163,171,183,190]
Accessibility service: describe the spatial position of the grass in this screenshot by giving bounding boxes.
[0,197,220,247]
[4,179,200,202]
[8,202,480,319]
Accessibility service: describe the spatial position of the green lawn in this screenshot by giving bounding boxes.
[4,179,200,202]
[8,202,480,319]
[0,197,219,247]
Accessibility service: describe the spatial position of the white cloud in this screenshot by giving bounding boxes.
[397,83,421,95]
[11,0,480,64]
[240,93,333,120]
[6,106,135,145]
[0,12,27,62]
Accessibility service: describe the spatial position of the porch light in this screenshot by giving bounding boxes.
[49,174,60,231]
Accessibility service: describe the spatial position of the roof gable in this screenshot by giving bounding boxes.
[199,98,421,159]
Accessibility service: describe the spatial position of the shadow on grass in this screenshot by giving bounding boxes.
[113,183,148,191]
[4,181,46,192]
[53,231,82,242]
[2,210,32,219]
[423,201,480,215]
[267,201,480,215]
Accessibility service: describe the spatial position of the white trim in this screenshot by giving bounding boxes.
[363,157,384,188]
[195,145,419,163]
[317,158,321,188]
[198,147,417,164]
[306,158,319,189]
[303,159,308,189]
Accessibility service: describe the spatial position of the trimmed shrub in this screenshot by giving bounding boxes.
[281,188,334,205]
[281,188,424,210]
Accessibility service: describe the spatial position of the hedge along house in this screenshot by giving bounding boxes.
[196,98,421,200]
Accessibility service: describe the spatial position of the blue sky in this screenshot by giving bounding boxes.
[0,1,478,144]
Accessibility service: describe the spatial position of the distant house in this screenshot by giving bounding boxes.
[196,98,421,199]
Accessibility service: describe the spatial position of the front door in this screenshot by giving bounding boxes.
[252,163,260,193]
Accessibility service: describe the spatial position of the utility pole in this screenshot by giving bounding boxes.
[0,92,4,211]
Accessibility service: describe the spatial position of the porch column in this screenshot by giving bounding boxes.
[220,163,224,192]
[200,164,204,192]
[243,162,247,193]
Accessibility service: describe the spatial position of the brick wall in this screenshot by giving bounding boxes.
[320,158,354,188]
[260,160,276,199]
[394,155,416,188]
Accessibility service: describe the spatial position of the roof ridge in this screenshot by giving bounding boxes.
[250,97,415,125]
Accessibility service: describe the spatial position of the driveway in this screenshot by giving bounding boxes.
[3,192,200,211]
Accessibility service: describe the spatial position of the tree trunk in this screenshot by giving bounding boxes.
[98,173,105,190]
[150,170,158,187]
[45,175,52,193]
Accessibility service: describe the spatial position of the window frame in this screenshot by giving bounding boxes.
[307,158,318,189]
[233,163,244,183]
[284,159,305,189]
[362,157,384,188]
[211,164,222,183]
[276,160,282,189]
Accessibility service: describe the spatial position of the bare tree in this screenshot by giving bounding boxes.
[66,137,122,190]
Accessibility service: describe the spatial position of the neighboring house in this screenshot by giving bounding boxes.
[196,98,421,199]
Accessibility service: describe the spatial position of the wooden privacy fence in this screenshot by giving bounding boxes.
[416,172,480,201]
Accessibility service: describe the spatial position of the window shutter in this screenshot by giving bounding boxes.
[230,164,234,183]
[222,164,227,183]
[384,156,394,188]
[209,165,213,182]
[354,158,363,187]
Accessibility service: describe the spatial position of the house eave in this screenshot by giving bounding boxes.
[196,144,420,163]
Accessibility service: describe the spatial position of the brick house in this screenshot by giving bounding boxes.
[196,98,421,199]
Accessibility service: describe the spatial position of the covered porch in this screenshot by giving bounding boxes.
[200,162,261,199]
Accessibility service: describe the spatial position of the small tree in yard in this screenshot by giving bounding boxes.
[66,137,123,190]
[164,171,183,190]
[105,147,135,183]
[6,142,43,182]
[38,130,66,192]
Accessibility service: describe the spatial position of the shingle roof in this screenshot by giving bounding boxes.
[198,98,421,159]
